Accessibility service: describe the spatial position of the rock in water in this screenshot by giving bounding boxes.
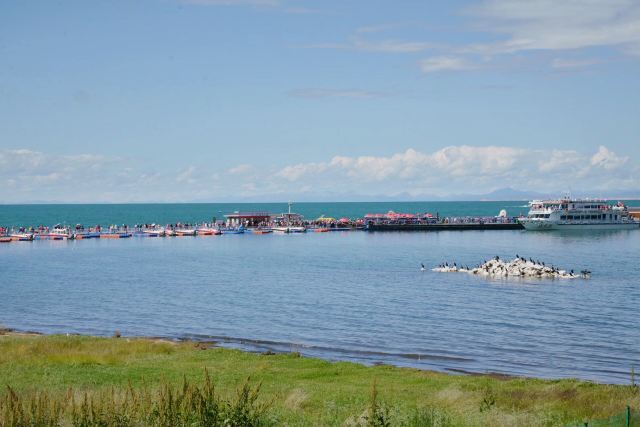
[432,257,585,279]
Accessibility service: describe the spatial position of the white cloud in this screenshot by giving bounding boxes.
[538,149,583,173]
[466,0,640,55]
[270,145,638,196]
[1,146,637,202]
[419,56,478,74]
[591,145,629,170]
[303,1,640,75]
[276,162,328,181]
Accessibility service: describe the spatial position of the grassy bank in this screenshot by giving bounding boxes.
[0,333,638,426]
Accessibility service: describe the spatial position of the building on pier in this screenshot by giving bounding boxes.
[224,212,272,227]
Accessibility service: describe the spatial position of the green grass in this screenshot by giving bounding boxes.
[0,334,638,426]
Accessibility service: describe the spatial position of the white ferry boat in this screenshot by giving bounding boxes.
[520,198,639,231]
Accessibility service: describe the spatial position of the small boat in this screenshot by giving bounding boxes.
[10,233,34,241]
[272,226,306,233]
[0,236,12,243]
[197,228,221,236]
[35,233,65,241]
[175,229,197,236]
[252,228,273,234]
[220,227,245,234]
[74,231,101,239]
[100,232,132,239]
[51,227,74,239]
[141,228,165,237]
[313,228,330,233]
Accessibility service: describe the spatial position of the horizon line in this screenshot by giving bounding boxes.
[3,198,640,206]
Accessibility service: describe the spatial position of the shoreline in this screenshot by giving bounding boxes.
[0,327,625,386]
[1,331,638,426]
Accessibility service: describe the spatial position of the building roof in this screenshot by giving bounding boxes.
[224,211,272,218]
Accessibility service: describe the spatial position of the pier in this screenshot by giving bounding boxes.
[0,207,532,242]
[366,222,524,231]
[363,210,524,231]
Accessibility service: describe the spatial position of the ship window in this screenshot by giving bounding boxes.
[560,215,566,220]
[544,214,550,218]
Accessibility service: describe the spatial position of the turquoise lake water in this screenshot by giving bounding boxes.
[0,201,528,228]
[1,202,639,384]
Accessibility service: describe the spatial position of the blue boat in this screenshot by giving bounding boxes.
[220,226,245,234]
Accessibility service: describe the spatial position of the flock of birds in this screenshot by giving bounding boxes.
[422,255,591,279]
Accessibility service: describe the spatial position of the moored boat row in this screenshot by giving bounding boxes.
[2,199,637,243]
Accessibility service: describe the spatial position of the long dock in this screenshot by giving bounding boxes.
[366,222,524,231]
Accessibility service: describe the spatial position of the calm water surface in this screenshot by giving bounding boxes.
[0,201,529,227]
[1,226,638,384]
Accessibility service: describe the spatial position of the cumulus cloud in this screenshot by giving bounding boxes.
[270,145,638,197]
[591,145,629,170]
[274,146,529,183]
[1,145,637,202]
[276,162,328,181]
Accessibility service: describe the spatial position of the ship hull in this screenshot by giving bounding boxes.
[520,220,639,231]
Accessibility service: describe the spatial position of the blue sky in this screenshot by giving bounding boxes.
[1,0,639,202]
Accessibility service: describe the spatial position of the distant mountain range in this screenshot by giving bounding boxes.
[229,188,640,203]
[6,188,640,204]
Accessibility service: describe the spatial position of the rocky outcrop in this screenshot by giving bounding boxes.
[432,256,590,279]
